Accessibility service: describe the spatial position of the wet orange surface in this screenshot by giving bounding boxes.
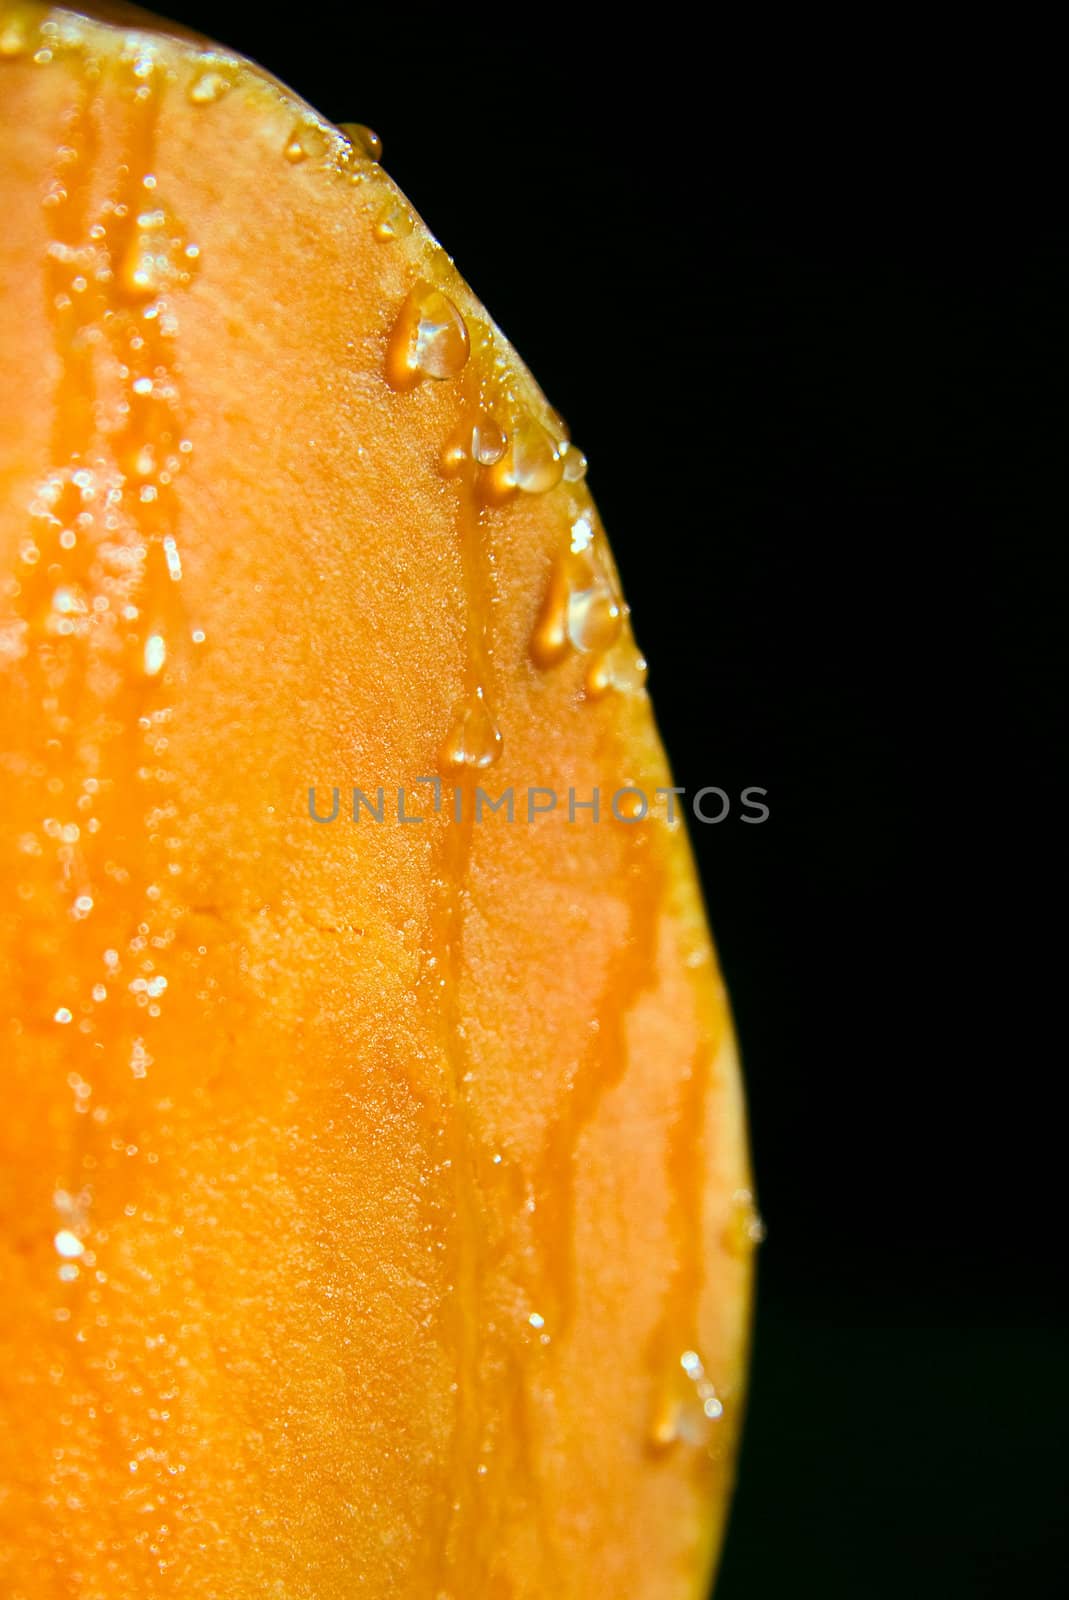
[0,5,757,1595]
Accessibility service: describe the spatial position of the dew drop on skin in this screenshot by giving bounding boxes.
[439,414,508,477]
[585,645,648,699]
[566,578,621,655]
[561,446,587,482]
[531,514,624,669]
[471,416,507,466]
[438,686,502,773]
[385,283,470,390]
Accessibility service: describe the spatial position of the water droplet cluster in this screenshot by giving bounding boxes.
[376,256,642,770]
[3,45,201,1289]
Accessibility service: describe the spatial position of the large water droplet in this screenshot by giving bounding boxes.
[511,417,564,493]
[531,527,623,669]
[386,283,470,390]
[439,687,502,772]
[562,446,588,482]
[566,582,621,654]
[339,122,383,162]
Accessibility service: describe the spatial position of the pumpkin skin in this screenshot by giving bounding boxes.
[0,5,758,1596]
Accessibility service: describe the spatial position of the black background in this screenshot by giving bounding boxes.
[162,7,1065,1594]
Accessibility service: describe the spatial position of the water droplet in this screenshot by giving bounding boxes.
[54,1230,83,1259]
[585,643,648,700]
[530,559,571,669]
[439,687,502,772]
[723,1187,766,1256]
[566,580,621,654]
[440,414,508,477]
[188,69,230,104]
[528,1311,545,1330]
[512,427,564,492]
[648,1348,726,1453]
[562,447,588,482]
[338,122,383,162]
[162,535,182,581]
[482,414,565,501]
[472,415,507,466]
[143,633,166,676]
[53,1006,73,1025]
[385,282,470,389]
[374,200,414,242]
[283,121,328,164]
[531,532,623,669]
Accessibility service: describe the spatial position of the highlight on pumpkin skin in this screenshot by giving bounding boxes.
[0,4,759,1597]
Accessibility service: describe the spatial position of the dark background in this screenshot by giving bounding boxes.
[166,7,1066,1594]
